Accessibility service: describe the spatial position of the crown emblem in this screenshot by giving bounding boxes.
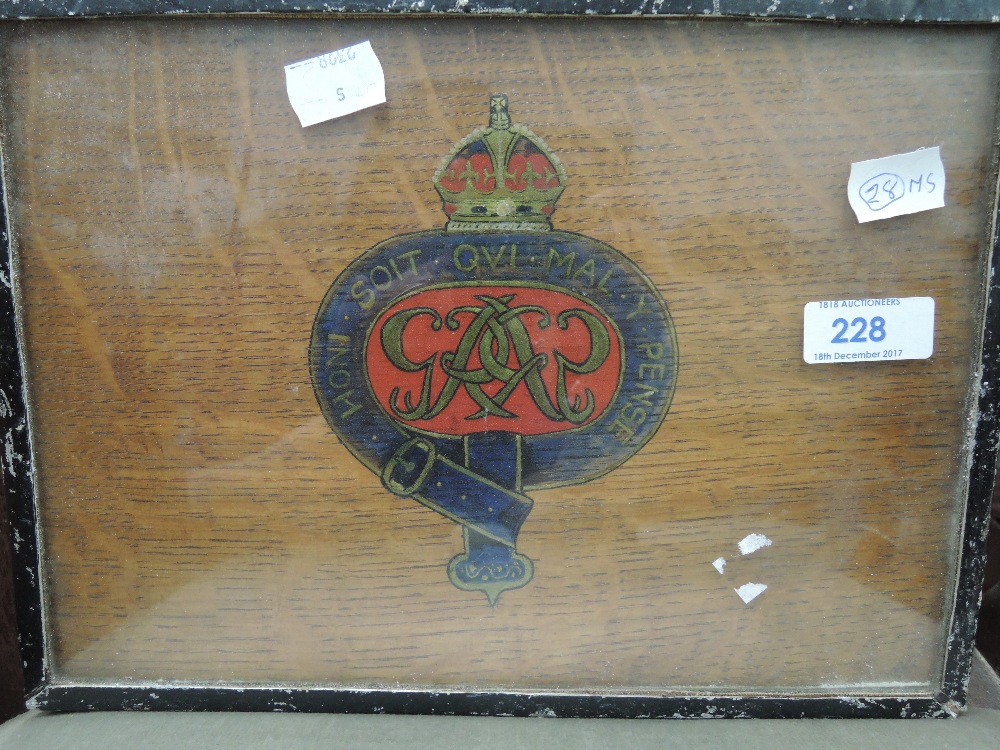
[433,95,567,231]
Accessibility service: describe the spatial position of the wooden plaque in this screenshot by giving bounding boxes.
[2,3,1000,718]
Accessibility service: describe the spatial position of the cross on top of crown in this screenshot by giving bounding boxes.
[489,95,511,130]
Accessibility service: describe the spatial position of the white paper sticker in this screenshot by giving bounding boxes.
[847,147,945,223]
[285,41,386,128]
[803,297,934,364]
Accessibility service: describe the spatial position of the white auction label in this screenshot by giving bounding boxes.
[847,147,945,223]
[285,41,386,128]
[803,297,934,364]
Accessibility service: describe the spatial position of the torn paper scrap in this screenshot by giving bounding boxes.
[735,582,768,604]
[738,533,772,556]
[712,557,726,574]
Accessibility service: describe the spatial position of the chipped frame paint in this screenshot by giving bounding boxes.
[1,0,999,718]
[1,1,1000,23]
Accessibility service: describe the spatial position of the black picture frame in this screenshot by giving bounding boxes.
[1,1,999,719]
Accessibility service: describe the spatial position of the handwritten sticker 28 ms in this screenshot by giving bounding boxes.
[847,147,945,223]
[310,96,677,604]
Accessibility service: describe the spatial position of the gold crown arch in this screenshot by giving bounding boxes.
[433,95,567,232]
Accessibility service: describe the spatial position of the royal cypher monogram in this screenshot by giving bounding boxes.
[372,289,619,432]
[311,96,677,604]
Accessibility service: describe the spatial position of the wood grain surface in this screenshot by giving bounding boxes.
[0,17,998,695]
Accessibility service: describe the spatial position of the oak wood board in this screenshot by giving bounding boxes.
[0,17,998,695]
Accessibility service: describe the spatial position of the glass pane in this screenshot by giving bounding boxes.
[1,17,997,696]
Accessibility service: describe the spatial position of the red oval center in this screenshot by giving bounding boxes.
[366,286,622,436]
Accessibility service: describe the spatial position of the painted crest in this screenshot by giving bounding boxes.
[311,96,677,604]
